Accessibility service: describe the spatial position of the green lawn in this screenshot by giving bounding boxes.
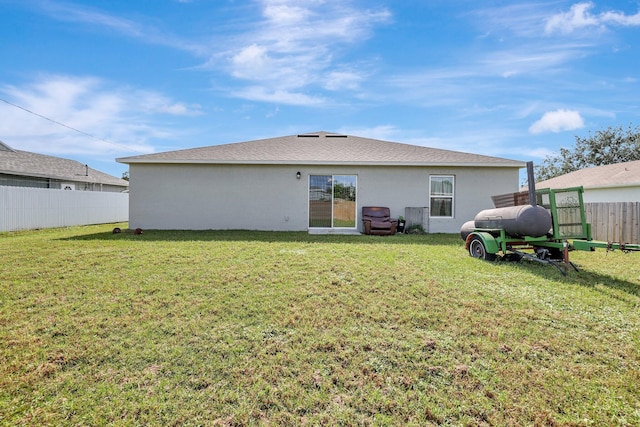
[1,224,639,426]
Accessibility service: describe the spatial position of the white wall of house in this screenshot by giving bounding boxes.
[128,163,520,233]
[582,186,640,203]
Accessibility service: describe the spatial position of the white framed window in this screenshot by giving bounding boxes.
[430,175,454,218]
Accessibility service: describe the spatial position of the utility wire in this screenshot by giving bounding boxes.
[0,97,144,153]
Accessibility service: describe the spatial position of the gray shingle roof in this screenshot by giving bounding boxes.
[0,142,129,187]
[117,131,524,167]
[535,160,640,189]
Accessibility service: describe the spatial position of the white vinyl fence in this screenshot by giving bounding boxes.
[1,186,128,232]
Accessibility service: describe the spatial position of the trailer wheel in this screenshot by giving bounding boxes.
[469,236,497,261]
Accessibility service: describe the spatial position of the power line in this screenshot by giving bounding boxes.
[0,97,144,153]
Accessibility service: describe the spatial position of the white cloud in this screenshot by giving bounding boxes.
[216,0,391,105]
[545,2,600,34]
[469,4,600,78]
[545,2,640,35]
[33,1,390,106]
[0,75,201,156]
[472,3,554,38]
[481,46,588,78]
[231,44,272,80]
[323,70,364,91]
[157,102,203,116]
[528,109,585,134]
[601,9,640,26]
[338,125,399,141]
[263,3,311,24]
[231,86,326,106]
[523,147,556,159]
[38,1,207,55]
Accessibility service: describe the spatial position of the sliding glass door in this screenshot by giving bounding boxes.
[332,175,357,227]
[309,175,357,228]
[309,175,332,227]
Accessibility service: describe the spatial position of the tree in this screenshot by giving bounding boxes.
[535,124,640,181]
[121,171,129,181]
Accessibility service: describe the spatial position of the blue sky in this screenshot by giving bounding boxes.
[1,0,639,179]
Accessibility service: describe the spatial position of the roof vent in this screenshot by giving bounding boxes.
[297,134,320,138]
[325,134,347,138]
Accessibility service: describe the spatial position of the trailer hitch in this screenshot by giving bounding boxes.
[508,248,579,276]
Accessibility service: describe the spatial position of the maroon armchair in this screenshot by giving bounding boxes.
[362,206,398,235]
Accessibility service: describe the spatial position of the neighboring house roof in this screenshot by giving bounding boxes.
[535,160,640,190]
[0,141,129,187]
[117,131,525,167]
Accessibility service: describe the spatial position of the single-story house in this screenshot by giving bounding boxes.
[116,131,525,233]
[0,140,128,192]
[535,160,640,202]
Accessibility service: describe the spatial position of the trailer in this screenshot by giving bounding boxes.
[461,183,640,274]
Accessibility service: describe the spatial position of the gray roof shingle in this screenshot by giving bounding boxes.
[535,160,640,189]
[117,131,524,167]
[0,142,129,187]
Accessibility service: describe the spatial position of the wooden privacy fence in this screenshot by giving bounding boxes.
[1,186,128,232]
[584,202,640,244]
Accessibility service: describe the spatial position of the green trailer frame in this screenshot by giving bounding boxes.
[464,186,640,273]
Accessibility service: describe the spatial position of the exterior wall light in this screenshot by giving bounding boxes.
[296,171,301,179]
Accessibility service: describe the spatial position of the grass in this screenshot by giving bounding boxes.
[1,224,639,426]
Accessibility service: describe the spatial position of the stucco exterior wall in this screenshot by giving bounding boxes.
[582,186,640,203]
[128,163,520,233]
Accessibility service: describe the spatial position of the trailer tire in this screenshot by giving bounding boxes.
[469,236,497,261]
